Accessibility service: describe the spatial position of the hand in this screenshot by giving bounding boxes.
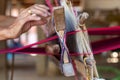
[45,44,60,54]
[8,4,51,39]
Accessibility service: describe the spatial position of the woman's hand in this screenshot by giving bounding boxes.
[45,44,60,54]
[7,4,50,39]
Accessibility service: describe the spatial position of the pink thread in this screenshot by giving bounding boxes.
[54,0,59,6]
[45,0,53,13]
[0,30,81,54]
[1,26,120,55]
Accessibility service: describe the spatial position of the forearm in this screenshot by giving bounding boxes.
[0,25,19,40]
[0,28,9,40]
[0,15,16,40]
[0,20,24,40]
[0,15,15,27]
[7,20,26,39]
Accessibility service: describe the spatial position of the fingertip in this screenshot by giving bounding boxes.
[48,12,51,16]
[38,4,50,10]
[36,17,41,20]
[29,16,41,21]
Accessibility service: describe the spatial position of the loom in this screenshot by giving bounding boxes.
[1,0,120,80]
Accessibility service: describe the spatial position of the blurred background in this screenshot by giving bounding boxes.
[0,0,120,80]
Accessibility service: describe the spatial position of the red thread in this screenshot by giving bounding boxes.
[10,30,81,53]
[45,0,53,13]
[54,0,59,6]
[0,30,83,54]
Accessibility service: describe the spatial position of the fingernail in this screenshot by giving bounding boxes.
[36,17,41,20]
[46,6,50,10]
[32,14,37,16]
[43,14,48,17]
[48,12,51,16]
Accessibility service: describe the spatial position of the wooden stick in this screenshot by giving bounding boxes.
[54,6,69,63]
[79,13,99,78]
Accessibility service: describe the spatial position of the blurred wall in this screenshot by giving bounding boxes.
[0,0,8,80]
[85,0,120,10]
[0,0,7,14]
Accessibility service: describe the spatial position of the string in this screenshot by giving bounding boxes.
[45,0,53,13]
[9,30,82,53]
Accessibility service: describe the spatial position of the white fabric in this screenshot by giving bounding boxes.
[94,78,105,80]
[62,63,75,77]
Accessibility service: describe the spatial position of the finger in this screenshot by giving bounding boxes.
[31,9,49,17]
[33,5,51,16]
[28,14,41,21]
[53,44,60,54]
[22,19,47,33]
[18,5,50,19]
[36,4,49,10]
[16,4,50,25]
[22,25,31,33]
[45,44,54,54]
[21,14,41,24]
[29,4,50,17]
[30,20,47,26]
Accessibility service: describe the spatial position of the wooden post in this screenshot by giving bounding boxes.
[0,0,8,80]
[0,45,8,80]
[35,0,48,76]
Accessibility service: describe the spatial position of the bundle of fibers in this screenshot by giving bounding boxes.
[60,0,85,61]
[44,0,103,79]
[59,0,103,80]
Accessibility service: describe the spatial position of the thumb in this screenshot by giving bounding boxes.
[23,14,41,23]
[30,20,47,26]
[27,14,41,21]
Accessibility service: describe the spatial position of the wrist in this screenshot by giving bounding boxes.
[7,20,24,39]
